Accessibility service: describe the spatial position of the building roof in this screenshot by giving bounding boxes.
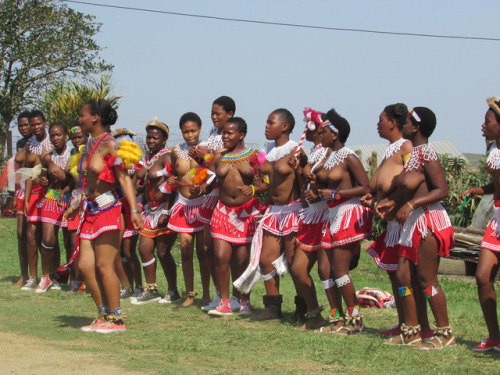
[349,140,469,170]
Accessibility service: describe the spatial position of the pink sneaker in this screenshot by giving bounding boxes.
[35,275,52,293]
[239,299,252,316]
[95,322,126,333]
[208,299,233,317]
[472,338,500,352]
[81,318,107,332]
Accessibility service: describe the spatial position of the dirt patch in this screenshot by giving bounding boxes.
[0,330,143,375]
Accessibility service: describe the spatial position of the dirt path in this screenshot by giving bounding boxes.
[0,330,142,375]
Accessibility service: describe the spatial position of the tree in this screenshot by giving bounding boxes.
[0,0,112,155]
[40,74,122,128]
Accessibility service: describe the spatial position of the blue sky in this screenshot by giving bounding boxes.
[31,0,500,153]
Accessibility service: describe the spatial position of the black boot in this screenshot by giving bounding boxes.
[250,295,283,322]
[290,296,307,324]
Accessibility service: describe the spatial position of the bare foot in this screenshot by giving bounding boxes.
[13,276,25,288]
[297,314,327,331]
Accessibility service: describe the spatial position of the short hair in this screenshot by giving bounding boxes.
[29,110,46,122]
[17,111,31,121]
[49,122,67,135]
[84,98,118,127]
[226,117,247,136]
[325,108,350,143]
[179,112,202,129]
[410,107,436,138]
[384,103,408,130]
[272,108,295,133]
[213,96,236,114]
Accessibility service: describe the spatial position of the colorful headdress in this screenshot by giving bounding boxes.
[70,126,81,134]
[303,108,323,131]
[146,117,170,138]
[487,96,500,116]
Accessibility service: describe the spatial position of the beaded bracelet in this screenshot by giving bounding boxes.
[250,185,255,197]
[131,210,139,214]
[406,201,415,211]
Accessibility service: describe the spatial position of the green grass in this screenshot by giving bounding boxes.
[0,218,498,374]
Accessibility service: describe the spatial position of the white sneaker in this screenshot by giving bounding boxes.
[229,295,240,312]
[21,277,37,291]
[50,280,62,290]
[202,295,221,311]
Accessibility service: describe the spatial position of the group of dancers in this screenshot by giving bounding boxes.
[8,95,500,351]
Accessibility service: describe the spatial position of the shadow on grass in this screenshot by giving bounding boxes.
[0,275,22,284]
[56,315,90,328]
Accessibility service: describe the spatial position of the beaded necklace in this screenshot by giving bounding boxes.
[220,146,258,166]
[265,140,298,162]
[404,143,439,173]
[323,147,356,170]
[28,134,52,155]
[143,148,169,170]
[486,143,500,170]
[201,128,224,151]
[51,145,71,169]
[382,138,406,161]
[175,142,196,161]
[85,133,114,157]
[79,133,119,212]
[308,144,328,165]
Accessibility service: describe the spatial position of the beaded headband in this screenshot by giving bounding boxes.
[322,119,339,133]
[409,109,421,123]
[70,126,81,134]
[487,96,500,116]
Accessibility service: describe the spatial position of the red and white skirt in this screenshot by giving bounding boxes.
[122,198,139,238]
[80,191,123,240]
[481,200,500,253]
[321,197,371,249]
[399,202,454,265]
[16,188,25,215]
[262,199,301,236]
[296,201,328,252]
[198,187,219,225]
[211,196,260,244]
[139,201,171,238]
[26,185,48,222]
[38,189,69,227]
[366,220,401,271]
[167,194,204,233]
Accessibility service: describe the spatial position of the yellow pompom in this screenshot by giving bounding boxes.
[69,146,85,179]
[117,140,142,168]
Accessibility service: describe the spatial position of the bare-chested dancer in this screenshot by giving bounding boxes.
[13,111,32,287]
[22,110,53,290]
[207,117,267,316]
[235,108,301,322]
[363,104,431,338]
[165,112,211,308]
[132,119,179,305]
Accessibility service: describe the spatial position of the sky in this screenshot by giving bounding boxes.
[17,0,500,154]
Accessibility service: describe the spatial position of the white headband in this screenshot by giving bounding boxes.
[322,120,339,133]
[410,109,421,123]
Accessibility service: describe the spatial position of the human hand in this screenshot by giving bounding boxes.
[238,185,253,196]
[360,193,374,207]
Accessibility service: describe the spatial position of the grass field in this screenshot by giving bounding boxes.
[0,218,498,374]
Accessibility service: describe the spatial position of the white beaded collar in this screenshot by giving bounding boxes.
[265,140,298,162]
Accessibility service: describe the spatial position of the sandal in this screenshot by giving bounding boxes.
[419,325,455,350]
[336,314,367,335]
[384,323,422,346]
[317,316,345,333]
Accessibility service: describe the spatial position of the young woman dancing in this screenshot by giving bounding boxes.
[207,117,266,316]
[63,99,142,333]
[462,97,500,352]
[378,107,454,348]
[316,108,371,335]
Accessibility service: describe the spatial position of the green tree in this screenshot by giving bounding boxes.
[40,74,122,128]
[0,0,112,155]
